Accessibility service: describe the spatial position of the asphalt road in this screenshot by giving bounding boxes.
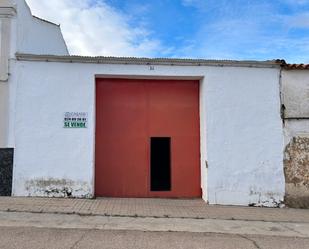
[0,226,308,249]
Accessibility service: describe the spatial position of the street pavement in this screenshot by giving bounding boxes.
[0,226,308,249]
[0,211,308,248]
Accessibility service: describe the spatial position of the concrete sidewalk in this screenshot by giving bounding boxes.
[0,197,309,223]
[1,197,309,240]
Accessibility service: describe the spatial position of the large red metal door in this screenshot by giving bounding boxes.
[95,79,201,198]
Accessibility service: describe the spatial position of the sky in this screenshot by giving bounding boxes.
[26,0,309,63]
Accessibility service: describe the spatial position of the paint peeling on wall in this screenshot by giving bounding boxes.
[25,178,92,198]
[248,190,284,208]
[248,187,284,207]
[284,136,309,208]
[248,197,284,208]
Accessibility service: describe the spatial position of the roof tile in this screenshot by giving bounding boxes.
[284,64,309,70]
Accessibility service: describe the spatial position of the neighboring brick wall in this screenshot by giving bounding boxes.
[0,148,13,196]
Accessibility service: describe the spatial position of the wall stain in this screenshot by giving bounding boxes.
[248,196,283,208]
[25,178,92,198]
[248,187,284,208]
[284,136,309,208]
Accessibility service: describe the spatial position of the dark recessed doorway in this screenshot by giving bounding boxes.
[150,137,171,191]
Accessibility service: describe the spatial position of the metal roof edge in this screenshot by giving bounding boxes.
[15,53,282,68]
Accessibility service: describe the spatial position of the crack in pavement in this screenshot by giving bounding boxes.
[279,223,306,236]
[70,231,89,249]
[2,209,309,224]
[238,234,262,249]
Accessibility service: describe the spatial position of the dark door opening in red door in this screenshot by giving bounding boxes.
[95,78,201,198]
[150,137,171,192]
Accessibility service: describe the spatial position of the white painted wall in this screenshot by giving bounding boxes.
[204,68,284,206]
[16,0,68,55]
[0,18,12,81]
[0,0,68,148]
[282,69,309,152]
[11,60,285,206]
[0,2,15,147]
[10,61,94,197]
[282,70,309,118]
[199,77,208,201]
[1,0,68,58]
[0,83,9,147]
[284,120,309,146]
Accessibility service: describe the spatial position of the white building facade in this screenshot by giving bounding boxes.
[1,0,307,208]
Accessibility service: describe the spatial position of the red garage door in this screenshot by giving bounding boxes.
[95,79,201,198]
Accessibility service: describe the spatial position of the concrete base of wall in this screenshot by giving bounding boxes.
[0,148,13,196]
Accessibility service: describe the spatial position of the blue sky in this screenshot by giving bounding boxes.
[27,0,309,62]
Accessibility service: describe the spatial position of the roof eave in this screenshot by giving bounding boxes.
[15,53,282,69]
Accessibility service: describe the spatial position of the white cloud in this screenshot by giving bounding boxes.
[179,0,309,63]
[25,0,165,57]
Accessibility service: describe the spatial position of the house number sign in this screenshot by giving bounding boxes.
[64,112,88,128]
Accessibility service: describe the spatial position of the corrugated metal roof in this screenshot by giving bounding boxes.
[15,54,308,70]
[15,53,283,68]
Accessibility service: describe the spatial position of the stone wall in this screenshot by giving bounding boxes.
[284,136,309,208]
[282,70,309,208]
